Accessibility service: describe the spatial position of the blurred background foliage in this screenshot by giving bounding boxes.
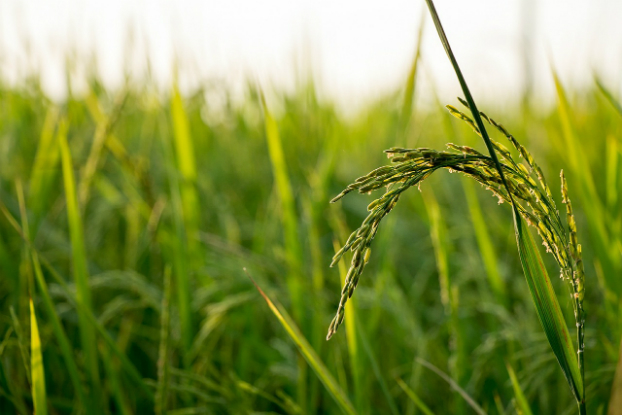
[0,52,621,415]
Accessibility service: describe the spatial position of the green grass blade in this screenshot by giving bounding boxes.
[259,90,307,409]
[170,85,201,244]
[100,343,132,415]
[28,106,60,228]
[333,240,362,412]
[233,377,301,414]
[595,76,622,118]
[161,138,193,362]
[608,340,622,415]
[10,306,31,386]
[32,252,87,408]
[30,298,48,415]
[416,358,486,415]
[162,97,194,362]
[400,11,426,136]
[0,356,28,415]
[18,173,88,409]
[78,91,126,208]
[506,362,533,415]
[247,270,356,415]
[514,217,583,405]
[605,134,619,213]
[424,190,467,411]
[396,378,435,415]
[171,86,198,190]
[59,118,101,393]
[259,90,303,290]
[554,73,620,297]
[156,266,172,415]
[423,191,451,312]
[462,179,506,303]
[355,317,400,415]
[169,88,202,359]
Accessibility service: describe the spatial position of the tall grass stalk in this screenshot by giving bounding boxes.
[396,378,435,415]
[100,343,132,415]
[29,298,47,415]
[78,91,126,208]
[15,181,88,409]
[399,9,426,141]
[59,118,102,401]
[170,85,202,262]
[28,106,60,233]
[417,358,486,415]
[506,362,533,415]
[247,270,356,415]
[423,190,466,414]
[355,316,400,415]
[156,267,172,415]
[334,240,363,413]
[326,5,588,406]
[260,92,304,312]
[260,91,308,410]
[30,250,87,407]
[161,111,194,363]
[553,74,620,299]
[462,179,506,303]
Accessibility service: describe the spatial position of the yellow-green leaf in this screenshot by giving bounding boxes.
[59,119,101,391]
[30,299,47,415]
[248,271,356,415]
[514,214,583,403]
[506,362,533,415]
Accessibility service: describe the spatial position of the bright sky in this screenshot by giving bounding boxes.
[1,0,621,108]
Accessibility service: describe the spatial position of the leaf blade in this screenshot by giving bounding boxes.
[514,217,583,401]
[247,271,356,415]
[30,298,48,415]
[506,362,533,415]
[59,120,101,395]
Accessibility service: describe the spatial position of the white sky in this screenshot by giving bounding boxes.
[1,0,622,109]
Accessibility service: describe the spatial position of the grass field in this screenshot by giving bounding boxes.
[0,43,622,414]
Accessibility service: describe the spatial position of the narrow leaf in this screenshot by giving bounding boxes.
[30,299,47,415]
[396,378,435,415]
[416,358,486,415]
[506,362,533,415]
[170,84,201,242]
[259,90,304,328]
[156,267,172,415]
[514,217,583,402]
[247,270,356,415]
[59,120,101,392]
[355,317,399,415]
[31,253,87,407]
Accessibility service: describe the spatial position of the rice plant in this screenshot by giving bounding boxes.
[327,2,587,412]
[327,98,587,412]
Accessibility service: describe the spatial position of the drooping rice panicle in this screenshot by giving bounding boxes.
[327,101,586,367]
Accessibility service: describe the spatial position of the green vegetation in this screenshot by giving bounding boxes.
[1,25,622,414]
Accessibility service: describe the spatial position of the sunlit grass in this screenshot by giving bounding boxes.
[0,48,619,414]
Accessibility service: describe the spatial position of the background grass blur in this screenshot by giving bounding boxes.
[0,49,621,414]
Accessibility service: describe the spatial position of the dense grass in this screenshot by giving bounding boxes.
[0,66,621,414]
